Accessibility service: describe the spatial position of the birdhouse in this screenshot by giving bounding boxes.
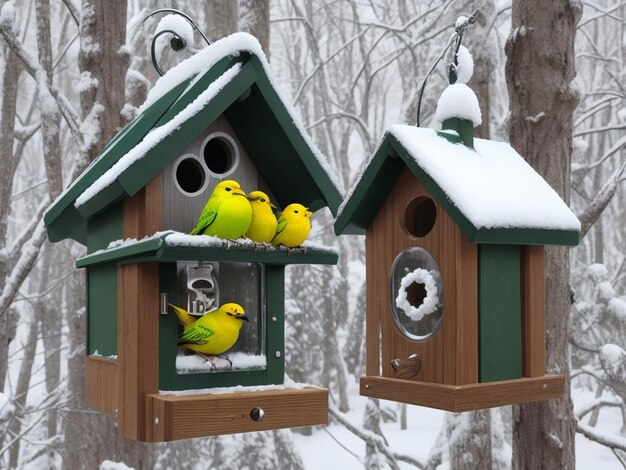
[44,33,342,441]
[334,78,580,411]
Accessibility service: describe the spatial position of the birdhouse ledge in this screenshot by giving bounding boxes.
[76,231,338,268]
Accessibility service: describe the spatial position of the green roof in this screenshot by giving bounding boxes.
[45,34,343,245]
[335,126,580,246]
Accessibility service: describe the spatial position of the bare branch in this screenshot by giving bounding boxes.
[574,123,626,138]
[577,159,626,239]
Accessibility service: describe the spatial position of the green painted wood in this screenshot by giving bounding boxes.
[86,203,123,254]
[86,263,118,356]
[158,262,284,391]
[478,245,522,382]
[441,117,474,149]
[44,76,198,241]
[76,234,338,268]
[266,265,285,384]
[334,131,580,246]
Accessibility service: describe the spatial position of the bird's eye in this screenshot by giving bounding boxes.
[225,187,232,192]
[294,210,299,214]
[260,198,266,202]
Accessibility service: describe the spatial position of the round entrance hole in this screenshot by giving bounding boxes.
[173,155,206,196]
[403,196,437,238]
[406,281,427,307]
[202,132,239,177]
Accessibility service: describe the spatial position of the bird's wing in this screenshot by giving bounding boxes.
[274,217,287,237]
[178,322,216,345]
[189,209,217,235]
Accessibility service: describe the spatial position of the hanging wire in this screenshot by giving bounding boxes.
[136,8,212,77]
[415,11,477,127]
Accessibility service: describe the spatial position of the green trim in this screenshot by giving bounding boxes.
[334,131,580,246]
[86,263,118,356]
[76,233,338,268]
[86,203,123,253]
[441,118,474,149]
[266,266,285,384]
[478,245,522,382]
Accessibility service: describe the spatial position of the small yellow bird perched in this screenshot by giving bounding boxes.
[173,302,248,366]
[272,203,312,248]
[189,180,252,239]
[245,190,278,243]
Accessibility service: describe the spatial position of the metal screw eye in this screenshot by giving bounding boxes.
[250,407,264,421]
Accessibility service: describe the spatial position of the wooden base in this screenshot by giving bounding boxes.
[360,375,564,412]
[85,356,118,416]
[146,387,328,442]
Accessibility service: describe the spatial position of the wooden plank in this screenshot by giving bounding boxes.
[117,262,160,441]
[147,387,328,442]
[521,245,545,377]
[84,356,117,416]
[123,171,163,239]
[367,167,478,385]
[365,232,380,376]
[360,375,564,412]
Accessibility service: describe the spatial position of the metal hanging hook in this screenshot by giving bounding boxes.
[136,8,212,77]
[415,11,477,127]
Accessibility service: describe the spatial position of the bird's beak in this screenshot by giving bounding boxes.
[269,202,277,209]
[305,209,312,217]
[239,315,249,322]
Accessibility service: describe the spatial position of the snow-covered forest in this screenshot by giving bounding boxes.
[0,0,624,468]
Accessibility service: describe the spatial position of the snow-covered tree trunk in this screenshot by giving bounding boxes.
[505,0,582,468]
[238,0,269,54]
[206,0,238,42]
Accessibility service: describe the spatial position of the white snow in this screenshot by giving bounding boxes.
[436,83,482,126]
[91,351,118,360]
[455,15,470,29]
[395,268,440,321]
[75,63,244,208]
[154,14,194,46]
[608,297,626,319]
[100,460,134,470]
[380,125,581,231]
[599,344,626,382]
[73,32,342,210]
[176,352,266,373]
[160,376,311,396]
[587,263,609,281]
[0,391,13,419]
[0,1,15,28]
[452,45,473,84]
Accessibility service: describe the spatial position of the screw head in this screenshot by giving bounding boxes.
[272,316,277,322]
[365,384,370,389]
[275,351,281,358]
[250,407,265,421]
[154,417,160,426]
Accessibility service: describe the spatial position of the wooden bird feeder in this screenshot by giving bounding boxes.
[334,111,580,411]
[44,33,342,441]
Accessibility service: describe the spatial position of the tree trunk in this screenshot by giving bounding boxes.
[206,0,238,41]
[505,1,582,468]
[238,0,269,55]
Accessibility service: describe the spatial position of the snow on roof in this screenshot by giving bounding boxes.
[343,125,580,232]
[72,32,341,210]
[436,83,482,126]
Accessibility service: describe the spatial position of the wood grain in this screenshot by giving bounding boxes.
[521,245,545,377]
[84,356,117,415]
[365,234,380,376]
[117,262,160,441]
[123,171,163,238]
[366,166,478,385]
[360,375,564,412]
[147,387,328,442]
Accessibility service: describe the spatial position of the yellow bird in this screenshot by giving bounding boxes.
[174,303,248,364]
[189,180,252,239]
[169,303,196,327]
[245,190,278,243]
[271,203,312,248]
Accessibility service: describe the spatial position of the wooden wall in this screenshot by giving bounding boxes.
[366,166,478,385]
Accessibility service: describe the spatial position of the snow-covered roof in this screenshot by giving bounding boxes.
[45,33,343,245]
[335,125,580,246]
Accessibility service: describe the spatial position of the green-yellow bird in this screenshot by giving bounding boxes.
[173,302,248,363]
[271,203,312,248]
[189,180,252,239]
[245,190,278,243]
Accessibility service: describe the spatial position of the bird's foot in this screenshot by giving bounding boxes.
[196,352,218,369]
[216,354,233,368]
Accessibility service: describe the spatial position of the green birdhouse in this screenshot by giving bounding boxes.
[44,33,342,441]
[334,77,580,411]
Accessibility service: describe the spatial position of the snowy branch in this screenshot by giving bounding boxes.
[577,420,626,452]
[329,405,424,468]
[575,396,623,419]
[577,158,626,240]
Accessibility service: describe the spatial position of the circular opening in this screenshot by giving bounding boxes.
[403,196,437,238]
[173,156,206,196]
[389,248,444,341]
[202,132,239,177]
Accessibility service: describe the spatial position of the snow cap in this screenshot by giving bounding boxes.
[155,14,194,45]
[436,83,482,127]
[453,45,474,84]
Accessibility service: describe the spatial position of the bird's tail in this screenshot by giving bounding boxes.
[169,303,196,327]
